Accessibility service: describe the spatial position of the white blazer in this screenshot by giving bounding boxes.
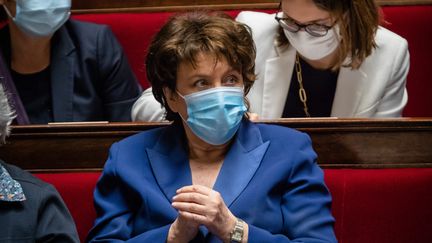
[132,11,409,121]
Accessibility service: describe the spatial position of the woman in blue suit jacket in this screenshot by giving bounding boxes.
[87,12,336,243]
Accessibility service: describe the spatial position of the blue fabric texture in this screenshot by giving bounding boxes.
[0,164,26,202]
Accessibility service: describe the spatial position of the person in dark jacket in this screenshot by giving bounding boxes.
[0,82,79,242]
[0,0,141,124]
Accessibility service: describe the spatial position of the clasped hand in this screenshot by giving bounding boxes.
[168,185,237,243]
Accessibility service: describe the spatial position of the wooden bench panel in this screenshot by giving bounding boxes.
[1,118,431,172]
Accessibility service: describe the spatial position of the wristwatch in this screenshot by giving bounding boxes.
[230,218,244,243]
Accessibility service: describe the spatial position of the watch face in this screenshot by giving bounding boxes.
[232,231,242,242]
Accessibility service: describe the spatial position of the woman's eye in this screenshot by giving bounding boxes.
[224,75,239,85]
[315,18,333,27]
[194,79,208,88]
[309,24,328,31]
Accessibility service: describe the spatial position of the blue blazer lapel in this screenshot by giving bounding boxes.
[50,24,75,122]
[214,120,270,208]
[146,121,270,209]
[146,125,192,202]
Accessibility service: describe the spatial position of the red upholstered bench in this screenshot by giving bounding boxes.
[72,5,432,117]
[35,168,432,243]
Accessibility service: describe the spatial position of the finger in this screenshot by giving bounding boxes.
[172,214,200,233]
[173,192,207,204]
[172,201,207,215]
[178,210,208,226]
[176,185,211,195]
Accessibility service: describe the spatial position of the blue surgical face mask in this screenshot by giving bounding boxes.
[3,0,71,37]
[177,86,247,145]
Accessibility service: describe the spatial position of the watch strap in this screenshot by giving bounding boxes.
[230,218,244,243]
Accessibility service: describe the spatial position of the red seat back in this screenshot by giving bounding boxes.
[325,168,432,243]
[71,10,271,89]
[381,5,432,117]
[36,172,100,243]
[35,168,432,243]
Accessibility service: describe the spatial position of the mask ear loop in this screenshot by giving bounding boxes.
[175,90,186,100]
[175,90,189,123]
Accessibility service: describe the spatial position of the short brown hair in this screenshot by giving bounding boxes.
[277,0,380,70]
[146,11,256,122]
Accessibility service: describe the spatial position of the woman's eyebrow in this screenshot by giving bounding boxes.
[283,14,331,24]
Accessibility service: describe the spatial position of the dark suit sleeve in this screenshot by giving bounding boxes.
[86,143,172,242]
[96,26,141,122]
[35,184,80,243]
[248,133,337,243]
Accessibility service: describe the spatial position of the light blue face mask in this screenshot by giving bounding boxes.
[3,0,71,37]
[177,86,247,145]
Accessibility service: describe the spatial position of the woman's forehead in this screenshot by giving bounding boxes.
[178,53,226,72]
[282,0,331,23]
[179,52,233,70]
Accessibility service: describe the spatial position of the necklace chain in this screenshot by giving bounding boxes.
[295,54,311,117]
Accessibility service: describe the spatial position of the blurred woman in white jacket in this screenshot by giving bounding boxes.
[132,0,409,121]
